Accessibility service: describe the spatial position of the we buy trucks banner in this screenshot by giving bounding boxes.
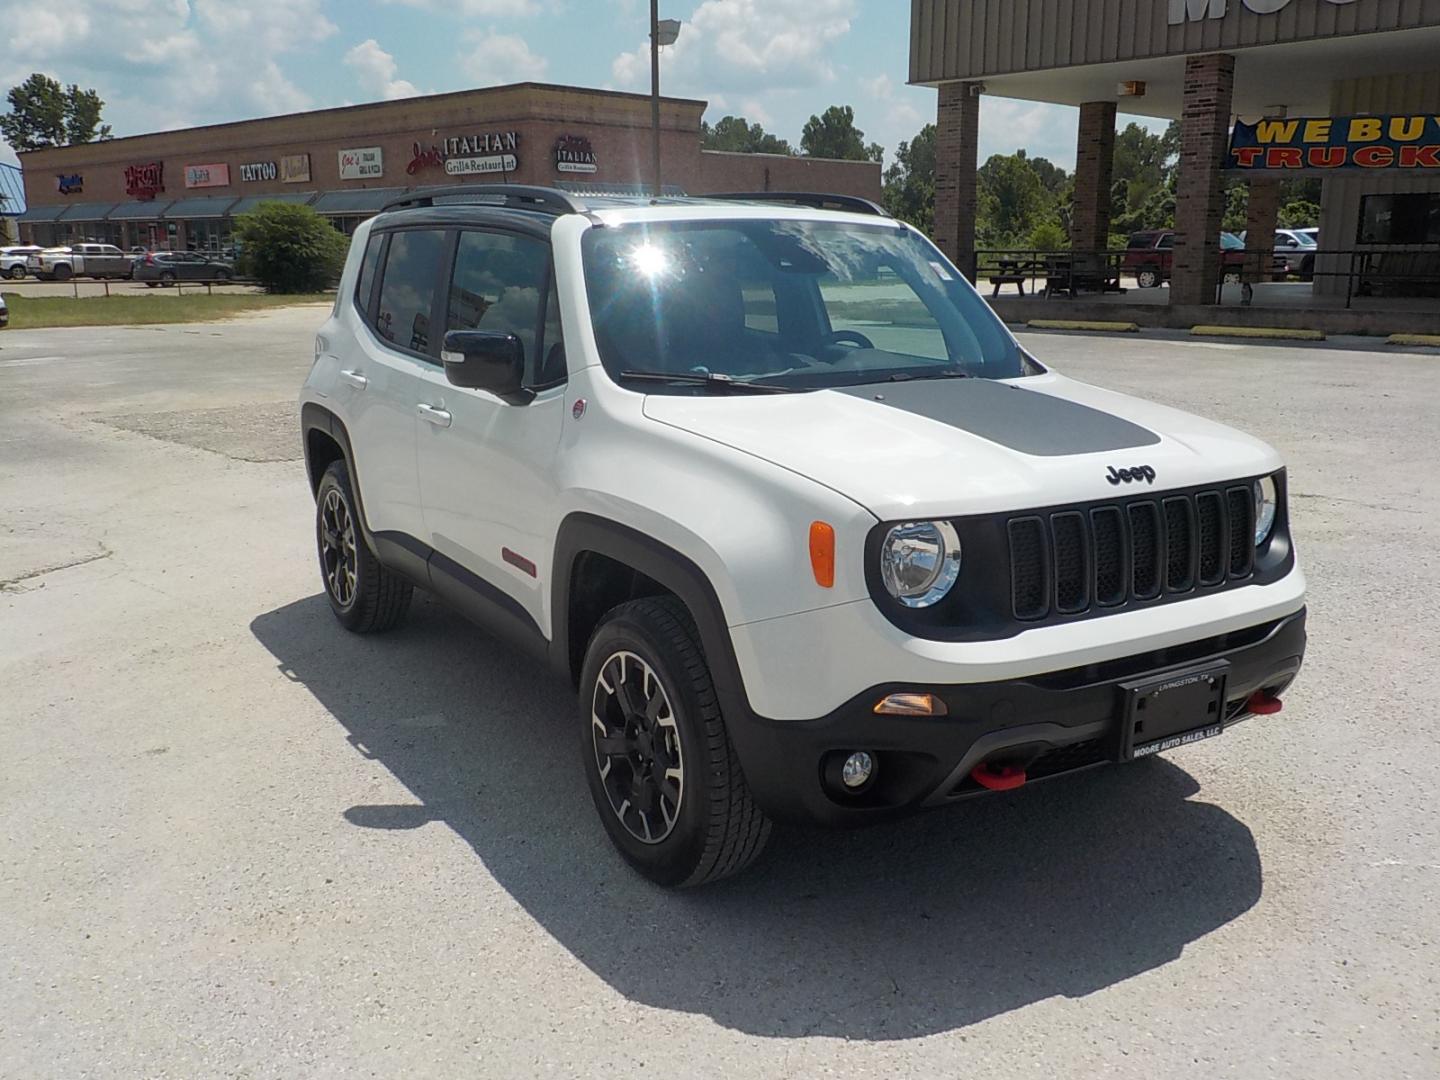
[1226,115,1440,171]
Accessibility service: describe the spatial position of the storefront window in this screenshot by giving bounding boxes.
[184,219,233,252]
[1358,193,1440,245]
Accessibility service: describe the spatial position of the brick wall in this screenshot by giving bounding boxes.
[688,151,881,200]
[1070,101,1117,251]
[1243,178,1281,277]
[1171,53,1235,305]
[934,82,980,280]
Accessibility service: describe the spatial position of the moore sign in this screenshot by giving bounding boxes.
[1170,0,1356,21]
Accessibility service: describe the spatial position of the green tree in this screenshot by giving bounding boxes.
[977,152,1050,246]
[701,115,794,155]
[1110,121,1179,235]
[0,74,112,151]
[881,123,935,231]
[800,105,883,163]
[1278,199,1320,229]
[233,203,347,293]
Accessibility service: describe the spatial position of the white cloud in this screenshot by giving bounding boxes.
[345,39,421,101]
[612,0,857,96]
[459,28,550,85]
[382,0,543,15]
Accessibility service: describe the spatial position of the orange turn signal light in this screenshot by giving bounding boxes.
[873,692,948,717]
[809,521,835,588]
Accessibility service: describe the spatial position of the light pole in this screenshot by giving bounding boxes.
[650,3,681,197]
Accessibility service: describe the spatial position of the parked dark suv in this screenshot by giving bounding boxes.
[133,250,234,286]
[1123,230,1285,289]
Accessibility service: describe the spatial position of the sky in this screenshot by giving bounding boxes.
[0,0,1158,180]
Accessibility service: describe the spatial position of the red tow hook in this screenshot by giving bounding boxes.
[971,763,1027,791]
[1247,692,1284,715]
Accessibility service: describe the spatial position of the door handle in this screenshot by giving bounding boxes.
[417,403,452,428]
[339,369,368,389]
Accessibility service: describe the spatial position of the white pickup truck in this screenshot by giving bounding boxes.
[27,243,133,281]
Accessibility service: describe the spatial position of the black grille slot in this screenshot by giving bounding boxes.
[1227,486,1256,577]
[1163,497,1196,592]
[1008,517,1049,620]
[1090,506,1127,606]
[1051,512,1089,614]
[1196,492,1225,586]
[1128,502,1162,600]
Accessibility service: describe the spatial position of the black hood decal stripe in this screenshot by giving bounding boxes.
[832,379,1160,456]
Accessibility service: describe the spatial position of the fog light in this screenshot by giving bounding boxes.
[841,751,875,790]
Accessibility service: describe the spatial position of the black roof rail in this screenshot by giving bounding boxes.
[379,185,588,215]
[701,191,890,217]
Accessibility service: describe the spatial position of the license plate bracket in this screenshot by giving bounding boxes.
[1119,661,1230,761]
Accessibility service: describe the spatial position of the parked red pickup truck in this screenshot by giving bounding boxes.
[1123,230,1286,288]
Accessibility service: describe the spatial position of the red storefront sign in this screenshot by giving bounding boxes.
[125,162,165,200]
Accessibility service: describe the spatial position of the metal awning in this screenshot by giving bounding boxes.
[162,196,239,219]
[109,200,174,220]
[16,204,69,222]
[56,202,120,221]
[228,191,317,215]
[310,187,408,214]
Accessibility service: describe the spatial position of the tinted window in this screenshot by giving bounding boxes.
[354,232,383,316]
[447,230,553,383]
[1156,233,1175,250]
[375,229,446,356]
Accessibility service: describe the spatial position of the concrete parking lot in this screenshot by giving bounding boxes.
[2,310,1437,1078]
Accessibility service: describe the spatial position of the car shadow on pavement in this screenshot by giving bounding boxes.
[251,592,1263,1041]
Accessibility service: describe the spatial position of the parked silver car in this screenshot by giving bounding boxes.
[132,250,234,286]
[1240,228,1317,279]
[1,245,42,279]
[0,291,8,329]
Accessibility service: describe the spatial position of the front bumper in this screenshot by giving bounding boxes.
[724,608,1305,827]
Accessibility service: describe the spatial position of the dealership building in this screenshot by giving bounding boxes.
[912,0,1440,309]
[16,83,880,251]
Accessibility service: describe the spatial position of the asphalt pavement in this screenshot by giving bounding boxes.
[1,310,1437,1078]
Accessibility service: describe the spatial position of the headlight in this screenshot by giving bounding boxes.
[879,520,962,608]
[1253,475,1278,546]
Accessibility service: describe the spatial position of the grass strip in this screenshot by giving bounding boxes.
[0,292,332,329]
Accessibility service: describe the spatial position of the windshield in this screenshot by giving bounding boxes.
[581,219,1026,391]
[1221,232,1244,250]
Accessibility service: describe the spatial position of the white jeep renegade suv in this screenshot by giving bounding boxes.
[300,186,1306,887]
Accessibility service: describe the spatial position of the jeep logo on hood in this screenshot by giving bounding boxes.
[1107,465,1157,485]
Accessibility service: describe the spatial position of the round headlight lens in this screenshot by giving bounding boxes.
[879,520,962,608]
[1253,475,1278,546]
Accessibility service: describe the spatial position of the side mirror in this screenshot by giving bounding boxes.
[441,330,533,405]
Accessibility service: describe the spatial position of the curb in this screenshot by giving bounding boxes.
[1026,319,1141,333]
[1387,333,1440,349]
[1190,325,1325,342]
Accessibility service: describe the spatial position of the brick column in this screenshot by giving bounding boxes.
[1245,178,1281,279]
[934,82,980,281]
[1071,101,1118,251]
[1171,53,1236,306]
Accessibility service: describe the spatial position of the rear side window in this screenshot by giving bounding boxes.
[354,232,383,316]
[447,230,557,385]
[375,229,446,357]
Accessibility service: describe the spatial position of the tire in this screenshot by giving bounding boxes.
[1136,266,1161,289]
[1222,269,1242,285]
[52,264,73,281]
[1300,254,1314,282]
[6,265,23,280]
[159,271,176,287]
[315,459,412,633]
[580,596,771,887]
[215,269,231,282]
[144,281,158,289]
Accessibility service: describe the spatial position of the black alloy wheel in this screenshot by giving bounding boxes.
[313,459,412,633]
[319,487,359,610]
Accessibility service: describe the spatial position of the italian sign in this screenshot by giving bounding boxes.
[184,163,231,188]
[445,153,518,177]
[555,135,598,174]
[1226,115,1440,171]
[280,154,312,183]
[339,147,384,180]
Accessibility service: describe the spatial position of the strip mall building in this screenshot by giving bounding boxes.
[17,83,880,251]
[912,0,1440,307]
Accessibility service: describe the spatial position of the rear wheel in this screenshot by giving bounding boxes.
[159,271,176,287]
[52,264,73,281]
[1136,266,1161,289]
[315,460,412,633]
[1300,254,1315,282]
[215,268,231,282]
[580,596,771,887]
[1222,269,1242,285]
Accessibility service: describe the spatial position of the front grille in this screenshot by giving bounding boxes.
[1007,485,1257,621]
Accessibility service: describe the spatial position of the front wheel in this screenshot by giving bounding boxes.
[159,271,176,287]
[580,596,771,887]
[6,265,23,280]
[1300,254,1315,282]
[1222,269,1242,285]
[315,460,412,633]
[1136,266,1161,289]
[52,264,73,281]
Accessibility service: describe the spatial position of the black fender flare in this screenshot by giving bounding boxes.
[549,513,753,718]
[301,403,379,557]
